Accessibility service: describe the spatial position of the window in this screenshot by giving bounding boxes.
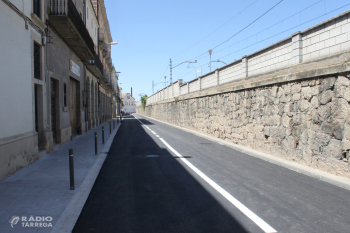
[127,96,130,99]
[64,83,67,107]
[34,42,41,79]
[33,0,40,18]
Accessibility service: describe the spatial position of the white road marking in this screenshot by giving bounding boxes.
[159,138,277,233]
[151,131,156,134]
[156,135,160,137]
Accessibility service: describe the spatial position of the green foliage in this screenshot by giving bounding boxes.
[141,94,148,110]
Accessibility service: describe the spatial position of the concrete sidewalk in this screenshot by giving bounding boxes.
[0,119,121,233]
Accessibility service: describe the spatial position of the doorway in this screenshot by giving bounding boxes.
[70,78,79,136]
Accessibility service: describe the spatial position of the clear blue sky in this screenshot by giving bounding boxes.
[105,0,350,102]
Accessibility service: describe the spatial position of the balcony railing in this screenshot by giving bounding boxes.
[86,51,103,78]
[49,0,95,61]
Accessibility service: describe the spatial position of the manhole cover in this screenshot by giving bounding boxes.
[145,155,160,158]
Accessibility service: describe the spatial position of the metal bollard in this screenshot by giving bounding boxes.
[95,132,98,155]
[102,127,105,144]
[69,149,75,190]
[110,121,112,134]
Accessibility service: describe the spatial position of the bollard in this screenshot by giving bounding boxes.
[69,149,75,190]
[102,126,105,144]
[110,121,112,134]
[95,132,98,155]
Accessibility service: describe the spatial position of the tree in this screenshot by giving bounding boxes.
[141,94,147,110]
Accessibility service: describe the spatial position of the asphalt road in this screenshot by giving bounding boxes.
[73,114,350,233]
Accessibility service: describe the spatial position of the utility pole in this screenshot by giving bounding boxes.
[170,59,197,83]
[170,59,172,84]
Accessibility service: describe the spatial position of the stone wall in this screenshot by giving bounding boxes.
[138,74,350,178]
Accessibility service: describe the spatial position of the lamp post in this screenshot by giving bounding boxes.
[208,49,213,72]
[164,76,167,88]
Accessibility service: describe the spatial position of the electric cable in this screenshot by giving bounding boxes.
[171,0,260,59]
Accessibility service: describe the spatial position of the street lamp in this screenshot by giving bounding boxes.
[208,49,213,72]
[108,42,118,45]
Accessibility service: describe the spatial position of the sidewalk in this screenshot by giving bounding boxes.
[0,119,121,232]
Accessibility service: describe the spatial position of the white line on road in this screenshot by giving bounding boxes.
[134,114,276,232]
[156,135,160,137]
[159,138,277,233]
[151,131,156,134]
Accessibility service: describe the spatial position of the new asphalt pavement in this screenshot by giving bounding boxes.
[73,114,350,233]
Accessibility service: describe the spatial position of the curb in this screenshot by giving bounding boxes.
[51,123,121,233]
[136,114,350,191]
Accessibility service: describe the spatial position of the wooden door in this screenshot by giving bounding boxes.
[70,79,78,136]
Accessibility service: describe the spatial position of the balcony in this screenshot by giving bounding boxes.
[49,0,94,61]
[102,44,108,57]
[86,51,103,78]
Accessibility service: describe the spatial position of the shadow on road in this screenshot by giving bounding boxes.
[73,116,248,233]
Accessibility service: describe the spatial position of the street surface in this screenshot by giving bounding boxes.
[73,114,350,233]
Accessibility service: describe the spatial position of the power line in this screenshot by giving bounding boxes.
[212,0,285,51]
[184,0,285,63]
[171,0,260,59]
[155,64,169,85]
[176,1,350,83]
[218,2,350,60]
[211,0,323,56]
[178,0,323,65]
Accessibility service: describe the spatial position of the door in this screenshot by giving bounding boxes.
[50,79,57,142]
[70,78,78,136]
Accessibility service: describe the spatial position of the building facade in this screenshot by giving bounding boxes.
[0,0,119,181]
[121,93,136,113]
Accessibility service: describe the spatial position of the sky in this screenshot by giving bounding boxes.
[105,0,350,102]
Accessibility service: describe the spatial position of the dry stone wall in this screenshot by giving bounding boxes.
[138,75,350,178]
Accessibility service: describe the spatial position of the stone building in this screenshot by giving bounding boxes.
[0,0,119,181]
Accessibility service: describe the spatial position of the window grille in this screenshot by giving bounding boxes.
[34,43,41,79]
[33,0,41,18]
[64,83,67,107]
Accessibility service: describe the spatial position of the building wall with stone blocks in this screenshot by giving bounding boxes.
[138,75,350,178]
